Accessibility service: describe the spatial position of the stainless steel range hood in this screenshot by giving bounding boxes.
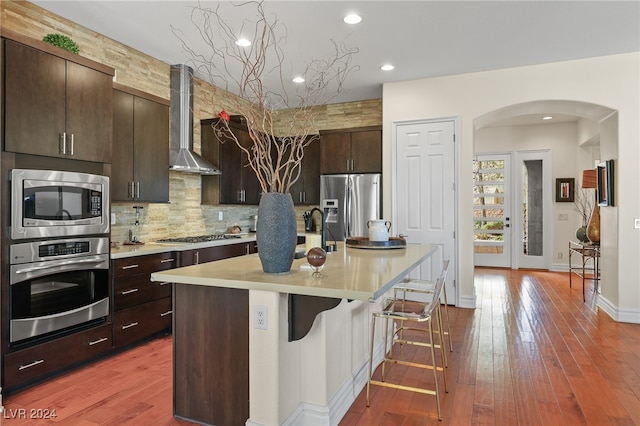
[170,64,221,175]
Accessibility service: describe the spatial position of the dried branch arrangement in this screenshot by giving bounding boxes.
[574,188,594,226]
[173,1,358,193]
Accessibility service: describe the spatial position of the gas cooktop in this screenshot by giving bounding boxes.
[156,234,227,244]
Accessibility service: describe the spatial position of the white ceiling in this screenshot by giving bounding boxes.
[32,0,640,123]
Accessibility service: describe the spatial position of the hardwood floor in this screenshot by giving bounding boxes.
[2,269,638,425]
[342,269,640,425]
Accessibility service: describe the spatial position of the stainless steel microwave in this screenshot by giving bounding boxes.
[11,169,110,240]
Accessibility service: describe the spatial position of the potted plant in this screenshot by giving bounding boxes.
[42,33,79,54]
[175,1,357,273]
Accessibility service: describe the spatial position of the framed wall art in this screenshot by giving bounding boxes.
[597,160,614,206]
[555,177,575,202]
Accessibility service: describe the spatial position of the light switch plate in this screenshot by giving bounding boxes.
[635,218,640,229]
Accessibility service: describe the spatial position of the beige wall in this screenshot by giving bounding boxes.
[383,52,640,322]
[1,1,382,243]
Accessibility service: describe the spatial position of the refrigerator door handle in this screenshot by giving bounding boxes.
[344,182,351,237]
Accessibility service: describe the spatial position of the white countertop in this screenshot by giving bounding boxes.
[151,242,436,301]
[110,234,257,259]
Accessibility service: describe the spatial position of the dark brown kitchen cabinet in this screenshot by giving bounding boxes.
[289,136,320,205]
[112,85,170,202]
[201,118,261,205]
[319,126,382,174]
[3,324,112,391]
[178,241,257,266]
[3,38,113,163]
[112,252,175,349]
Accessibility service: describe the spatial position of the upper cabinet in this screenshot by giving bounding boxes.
[112,85,170,203]
[289,136,320,205]
[201,118,261,205]
[319,126,382,174]
[3,37,113,163]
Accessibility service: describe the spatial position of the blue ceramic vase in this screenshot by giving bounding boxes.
[256,193,297,273]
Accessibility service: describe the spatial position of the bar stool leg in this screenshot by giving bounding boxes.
[441,287,454,352]
[366,313,376,407]
[436,304,448,392]
[427,317,442,421]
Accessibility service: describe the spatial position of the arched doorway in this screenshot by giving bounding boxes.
[473,100,617,270]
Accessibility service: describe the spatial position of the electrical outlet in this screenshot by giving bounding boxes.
[111,213,116,225]
[635,218,640,229]
[218,211,224,221]
[255,305,268,330]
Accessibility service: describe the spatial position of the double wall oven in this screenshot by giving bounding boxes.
[8,169,110,345]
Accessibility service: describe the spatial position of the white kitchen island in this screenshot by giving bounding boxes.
[151,242,436,426]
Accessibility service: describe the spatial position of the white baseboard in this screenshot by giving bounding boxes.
[597,295,640,324]
[277,340,385,426]
[457,294,476,309]
[549,263,569,272]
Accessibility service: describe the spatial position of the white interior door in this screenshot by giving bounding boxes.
[473,154,512,267]
[394,119,456,305]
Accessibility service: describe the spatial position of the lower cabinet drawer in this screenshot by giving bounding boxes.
[4,324,113,390]
[113,297,172,348]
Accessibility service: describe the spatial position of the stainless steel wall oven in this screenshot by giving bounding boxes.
[9,237,110,344]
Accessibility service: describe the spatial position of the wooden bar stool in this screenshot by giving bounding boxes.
[366,275,448,421]
[394,260,453,355]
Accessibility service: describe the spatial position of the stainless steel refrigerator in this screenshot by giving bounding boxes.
[320,173,381,241]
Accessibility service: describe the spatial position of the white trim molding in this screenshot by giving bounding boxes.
[597,295,640,324]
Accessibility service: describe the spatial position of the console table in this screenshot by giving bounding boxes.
[568,240,600,301]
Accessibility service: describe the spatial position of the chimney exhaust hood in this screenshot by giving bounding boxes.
[170,64,221,175]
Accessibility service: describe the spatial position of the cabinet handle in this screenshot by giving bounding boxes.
[346,160,350,171]
[70,133,74,156]
[121,288,139,295]
[237,190,243,203]
[160,310,173,317]
[122,322,139,330]
[135,182,140,199]
[158,281,171,286]
[129,182,135,199]
[88,337,108,346]
[303,192,306,203]
[160,258,175,263]
[194,252,199,265]
[19,359,44,371]
[60,133,67,155]
[351,159,355,171]
[245,243,250,255]
[121,264,139,270]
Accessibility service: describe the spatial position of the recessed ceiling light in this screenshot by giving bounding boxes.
[343,14,362,24]
[235,38,251,47]
[542,115,553,120]
[381,64,395,71]
[292,76,305,83]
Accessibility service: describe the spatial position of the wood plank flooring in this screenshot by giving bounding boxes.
[342,269,640,425]
[2,269,638,425]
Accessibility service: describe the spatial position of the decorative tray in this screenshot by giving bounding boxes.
[345,236,406,249]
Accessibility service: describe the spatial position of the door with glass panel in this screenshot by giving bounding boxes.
[473,154,511,267]
[516,150,551,269]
